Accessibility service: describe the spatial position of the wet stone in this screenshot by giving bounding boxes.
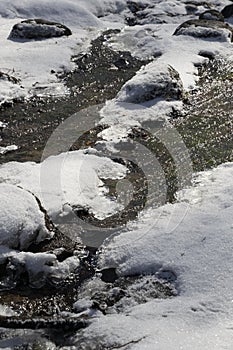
[199,10,225,22]
[9,18,72,40]
[221,4,233,18]
[174,19,233,41]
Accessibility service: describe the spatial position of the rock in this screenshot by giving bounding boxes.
[221,4,233,18]
[0,71,19,84]
[185,4,198,15]
[100,268,118,283]
[116,61,183,104]
[173,19,233,42]
[199,10,224,22]
[9,18,72,40]
[127,0,147,14]
[2,251,81,289]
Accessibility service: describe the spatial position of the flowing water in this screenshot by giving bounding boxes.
[0,32,232,347]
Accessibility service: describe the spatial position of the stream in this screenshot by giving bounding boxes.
[0,30,232,348]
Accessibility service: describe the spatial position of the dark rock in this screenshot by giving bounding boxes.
[100,268,118,283]
[199,10,224,22]
[113,57,129,69]
[127,1,148,14]
[0,71,20,84]
[221,4,233,18]
[185,4,198,15]
[174,19,233,41]
[9,18,72,40]
[198,50,216,60]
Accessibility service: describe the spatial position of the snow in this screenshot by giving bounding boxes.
[74,162,233,349]
[0,0,231,104]
[0,183,52,250]
[0,122,7,128]
[0,0,106,105]
[108,22,233,89]
[116,61,183,103]
[0,145,18,154]
[0,0,102,27]
[0,144,226,347]
[0,0,233,348]
[175,23,232,41]
[0,150,127,221]
[0,305,15,317]
[10,251,80,288]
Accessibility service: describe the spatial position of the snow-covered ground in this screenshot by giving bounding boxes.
[88,162,233,349]
[0,0,233,349]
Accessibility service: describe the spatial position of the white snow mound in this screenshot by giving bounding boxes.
[0,183,52,250]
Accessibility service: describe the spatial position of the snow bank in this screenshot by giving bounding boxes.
[0,17,81,104]
[108,20,233,89]
[0,0,120,105]
[0,150,128,286]
[0,0,232,347]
